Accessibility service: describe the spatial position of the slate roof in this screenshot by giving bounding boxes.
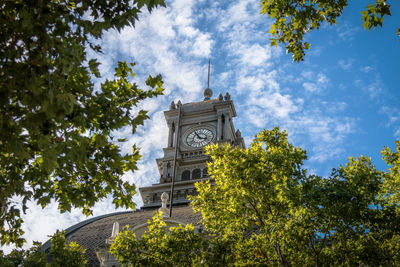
[56,205,201,267]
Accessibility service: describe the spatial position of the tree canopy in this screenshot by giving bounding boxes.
[0,0,165,247]
[0,231,87,267]
[110,212,234,266]
[111,128,400,266]
[260,0,398,61]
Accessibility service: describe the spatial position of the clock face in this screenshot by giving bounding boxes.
[186,128,214,148]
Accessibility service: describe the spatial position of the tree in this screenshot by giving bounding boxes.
[0,0,165,247]
[0,231,87,266]
[193,127,400,265]
[111,128,400,266]
[260,0,398,62]
[380,140,400,209]
[110,212,234,266]
[192,127,310,266]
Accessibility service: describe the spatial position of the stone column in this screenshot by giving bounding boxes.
[217,114,222,141]
[223,113,230,140]
[167,122,174,147]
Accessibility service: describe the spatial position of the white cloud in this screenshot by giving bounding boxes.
[300,71,330,94]
[301,71,313,80]
[303,82,320,93]
[250,92,300,119]
[381,106,400,133]
[236,72,271,93]
[335,22,360,41]
[240,43,271,66]
[295,115,355,162]
[217,0,256,31]
[395,129,400,139]
[323,101,348,113]
[361,66,373,73]
[95,0,214,100]
[366,80,383,99]
[317,73,330,85]
[354,73,383,99]
[338,59,354,70]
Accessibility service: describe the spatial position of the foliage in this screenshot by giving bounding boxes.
[0,231,86,266]
[299,156,400,265]
[191,127,400,265]
[108,128,400,266]
[0,249,24,267]
[192,127,309,265]
[0,0,165,246]
[379,140,400,209]
[260,0,397,62]
[112,128,400,266]
[110,212,234,267]
[103,128,400,266]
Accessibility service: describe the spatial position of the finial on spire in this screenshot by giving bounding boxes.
[203,88,213,100]
[203,59,213,101]
[224,92,231,101]
[169,101,176,110]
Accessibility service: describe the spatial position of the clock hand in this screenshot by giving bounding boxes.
[195,133,207,140]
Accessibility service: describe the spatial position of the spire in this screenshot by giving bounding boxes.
[203,59,213,101]
[207,59,210,89]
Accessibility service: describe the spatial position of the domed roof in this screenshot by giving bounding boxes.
[43,205,201,267]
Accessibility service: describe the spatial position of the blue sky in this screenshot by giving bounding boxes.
[3,0,399,252]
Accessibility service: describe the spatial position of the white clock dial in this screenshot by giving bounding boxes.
[186,128,214,147]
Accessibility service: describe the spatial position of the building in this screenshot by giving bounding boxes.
[46,88,244,266]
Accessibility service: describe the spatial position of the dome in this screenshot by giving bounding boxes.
[42,205,201,266]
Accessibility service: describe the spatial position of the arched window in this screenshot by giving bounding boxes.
[182,170,190,181]
[192,169,201,180]
[202,168,208,177]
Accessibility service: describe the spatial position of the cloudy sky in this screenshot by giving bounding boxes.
[3,0,400,253]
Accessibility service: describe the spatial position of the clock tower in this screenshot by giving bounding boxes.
[57,88,245,266]
[139,88,244,208]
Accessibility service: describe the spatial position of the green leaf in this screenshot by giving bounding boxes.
[95,134,107,148]
[88,59,101,78]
